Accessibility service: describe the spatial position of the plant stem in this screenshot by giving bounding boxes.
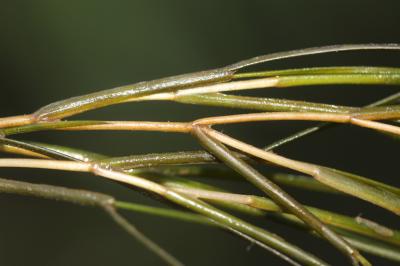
[175,93,356,113]
[0,176,183,266]
[233,66,400,79]
[0,158,326,265]
[192,126,368,266]
[164,182,400,246]
[193,112,400,136]
[204,128,400,215]
[227,44,400,71]
[264,91,400,151]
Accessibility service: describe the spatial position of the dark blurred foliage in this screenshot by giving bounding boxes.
[0,1,399,265]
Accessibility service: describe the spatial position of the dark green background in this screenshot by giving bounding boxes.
[1,1,399,265]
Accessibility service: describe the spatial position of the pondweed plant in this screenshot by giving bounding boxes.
[0,44,400,265]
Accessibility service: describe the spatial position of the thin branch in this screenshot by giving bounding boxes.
[0,159,167,194]
[0,175,304,266]
[192,126,369,266]
[117,199,400,263]
[233,66,400,79]
[0,177,182,266]
[3,108,400,139]
[62,121,191,133]
[166,184,400,247]
[264,91,400,151]
[133,73,400,102]
[174,93,356,113]
[2,121,191,136]
[226,43,400,71]
[31,69,233,123]
[203,127,400,215]
[4,139,398,197]
[193,112,400,136]
[0,158,326,265]
[103,205,184,266]
[0,114,34,128]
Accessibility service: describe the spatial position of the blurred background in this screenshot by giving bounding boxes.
[1,1,400,265]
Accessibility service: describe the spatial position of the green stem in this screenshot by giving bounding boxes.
[234,66,400,79]
[2,120,107,136]
[0,176,183,266]
[32,69,232,122]
[192,126,367,266]
[315,167,400,215]
[336,231,400,262]
[264,92,400,151]
[275,74,400,87]
[4,140,399,200]
[163,191,328,265]
[116,201,213,225]
[120,187,400,263]
[154,174,400,247]
[0,144,326,265]
[227,44,400,71]
[270,173,339,194]
[175,93,356,113]
[269,212,400,263]
[99,151,218,170]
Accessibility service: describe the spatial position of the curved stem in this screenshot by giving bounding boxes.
[175,93,356,113]
[0,158,327,265]
[192,126,368,266]
[193,111,400,136]
[227,43,400,71]
[264,91,400,151]
[0,176,182,266]
[204,128,400,215]
[233,66,400,79]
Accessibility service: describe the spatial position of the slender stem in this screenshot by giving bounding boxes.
[0,175,307,266]
[62,121,191,133]
[193,112,400,136]
[270,212,400,263]
[0,176,182,266]
[0,158,326,265]
[115,201,213,225]
[103,205,184,266]
[275,74,400,87]
[227,43,400,71]
[118,198,400,263]
[130,77,278,101]
[270,173,339,194]
[0,114,34,128]
[1,43,399,265]
[264,92,400,151]
[2,138,398,262]
[0,138,82,160]
[3,108,400,139]
[204,128,400,215]
[175,93,356,113]
[326,168,400,196]
[0,169,301,265]
[1,44,398,129]
[192,126,368,266]
[335,231,400,262]
[163,190,328,265]
[31,69,233,122]
[112,199,400,263]
[233,66,400,79]
[4,139,398,198]
[99,151,218,169]
[0,159,168,194]
[2,121,191,136]
[133,73,400,103]
[165,182,400,247]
